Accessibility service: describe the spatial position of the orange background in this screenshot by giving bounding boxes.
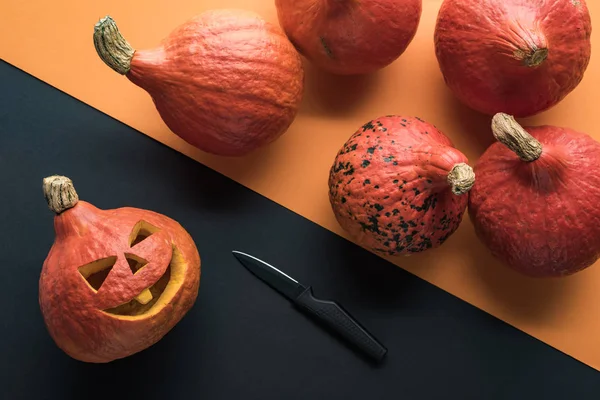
[2,0,600,370]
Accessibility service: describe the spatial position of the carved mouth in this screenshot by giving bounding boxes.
[103,248,175,316]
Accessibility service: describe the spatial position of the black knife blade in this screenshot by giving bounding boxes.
[232,251,388,362]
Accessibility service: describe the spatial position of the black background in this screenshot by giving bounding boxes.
[1,60,599,399]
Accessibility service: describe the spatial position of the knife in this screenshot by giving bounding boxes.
[232,250,388,362]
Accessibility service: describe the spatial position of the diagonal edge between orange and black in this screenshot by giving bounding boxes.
[1,60,599,398]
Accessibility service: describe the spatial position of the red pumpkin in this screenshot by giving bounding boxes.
[468,113,600,277]
[434,0,592,117]
[93,10,304,156]
[39,176,201,362]
[328,116,474,256]
[275,0,422,75]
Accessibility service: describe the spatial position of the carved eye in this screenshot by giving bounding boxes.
[125,253,148,275]
[129,220,160,247]
[78,256,117,292]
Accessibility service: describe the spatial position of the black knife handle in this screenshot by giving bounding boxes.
[293,286,387,361]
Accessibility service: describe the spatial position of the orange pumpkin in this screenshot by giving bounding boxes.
[328,116,474,256]
[433,0,592,117]
[275,0,422,75]
[93,10,305,156]
[39,176,201,363]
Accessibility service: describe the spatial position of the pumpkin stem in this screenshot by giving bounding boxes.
[524,47,548,67]
[93,15,135,75]
[511,26,548,67]
[447,163,475,195]
[491,113,542,162]
[43,175,79,214]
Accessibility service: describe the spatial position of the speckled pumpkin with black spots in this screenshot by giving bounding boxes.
[328,116,475,256]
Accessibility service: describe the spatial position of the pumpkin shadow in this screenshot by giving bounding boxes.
[104,133,276,213]
[196,142,279,183]
[461,219,579,323]
[299,58,381,117]
[62,320,204,399]
[318,203,577,325]
[317,226,451,312]
[441,89,496,157]
[60,353,168,399]
[315,195,475,310]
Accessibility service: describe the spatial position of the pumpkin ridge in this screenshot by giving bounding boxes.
[150,80,298,111]
[181,53,302,75]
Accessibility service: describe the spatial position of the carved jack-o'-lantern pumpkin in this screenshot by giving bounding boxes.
[39,176,201,363]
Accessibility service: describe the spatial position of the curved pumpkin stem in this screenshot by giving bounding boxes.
[93,15,135,75]
[447,163,475,196]
[43,175,79,214]
[491,113,542,162]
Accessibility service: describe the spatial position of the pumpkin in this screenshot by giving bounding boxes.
[328,116,474,256]
[433,0,592,117]
[93,10,305,156]
[468,113,600,277]
[274,0,422,75]
[39,176,201,362]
